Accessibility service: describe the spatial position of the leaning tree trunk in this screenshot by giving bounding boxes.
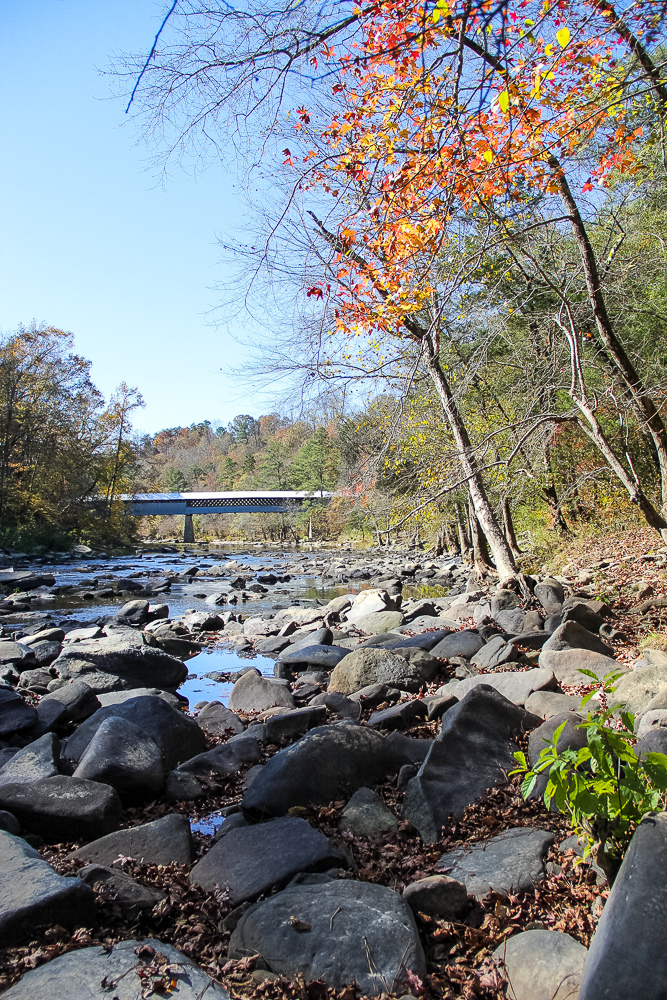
[502,497,523,558]
[424,340,519,581]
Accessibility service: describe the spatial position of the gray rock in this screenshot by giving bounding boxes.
[561,601,605,634]
[578,812,667,999]
[542,621,614,657]
[39,679,100,722]
[393,647,440,679]
[177,737,261,778]
[347,589,401,621]
[402,875,469,920]
[385,731,434,763]
[115,599,150,625]
[0,732,60,787]
[614,660,667,716]
[0,809,20,834]
[278,645,348,671]
[29,641,63,667]
[242,724,409,821]
[0,571,55,592]
[534,578,565,611]
[524,690,583,719]
[1,938,229,1000]
[494,929,586,1000]
[528,713,586,799]
[73,716,164,803]
[264,706,327,742]
[0,641,35,668]
[197,701,244,737]
[390,629,454,650]
[338,787,398,840]
[77,863,165,920]
[328,647,428,695]
[51,633,187,694]
[0,688,37,736]
[430,630,484,660]
[164,769,206,801]
[72,812,195,866]
[348,682,400,706]
[491,590,522,616]
[96,686,182,710]
[446,668,556,707]
[0,775,122,842]
[538,648,622,687]
[228,671,295,713]
[256,635,292,655]
[63,695,206,771]
[190,816,346,905]
[289,628,333,649]
[636,709,667,738]
[352,611,405,634]
[403,687,541,842]
[228,879,425,995]
[0,830,95,945]
[493,608,526,633]
[635,727,667,755]
[471,635,519,670]
[368,699,428,730]
[436,827,554,899]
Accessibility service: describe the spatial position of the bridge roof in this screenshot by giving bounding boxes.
[124,490,333,501]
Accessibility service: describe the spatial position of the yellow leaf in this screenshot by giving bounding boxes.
[483,149,493,162]
[498,90,510,112]
[557,26,570,47]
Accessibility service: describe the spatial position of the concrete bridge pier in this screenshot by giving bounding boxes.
[183,514,195,543]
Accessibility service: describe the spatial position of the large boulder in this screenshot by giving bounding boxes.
[39,679,100,722]
[228,671,295,713]
[578,811,667,999]
[0,775,122,842]
[0,830,95,945]
[328,648,428,695]
[0,689,37,737]
[614,654,667,716]
[241,724,408,821]
[346,589,401,622]
[0,733,60,787]
[541,621,614,657]
[494,929,586,1000]
[190,816,347,905]
[51,633,187,694]
[63,696,207,770]
[445,668,556,707]
[73,716,165,803]
[403,686,541,842]
[352,611,405,634]
[435,827,554,899]
[228,879,425,996]
[538,648,623,687]
[72,813,194,867]
[1,938,229,1000]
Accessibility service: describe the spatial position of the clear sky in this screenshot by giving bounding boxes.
[0,0,265,435]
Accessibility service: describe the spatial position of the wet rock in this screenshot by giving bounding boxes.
[0,689,36,737]
[228,879,425,996]
[78,863,165,920]
[0,733,60,787]
[436,827,554,899]
[338,787,398,840]
[445,668,556,707]
[0,830,95,945]
[494,929,586,1000]
[1,938,229,1000]
[73,716,164,803]
[0,775,122,842]
[430,630,484,660]
[196,701,244,737]
[242,724,408,821]
[403,875,469,920]
[538,648,622,687]
[542,621,614,657]
[64,695,206,771]
[72,812,194,866]
[190,816,347,905]
[403,687,540,842]
[328,647,428,695]
[51,633,187,694]
[228,671,295,713]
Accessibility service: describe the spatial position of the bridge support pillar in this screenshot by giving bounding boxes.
[183,514,195,543]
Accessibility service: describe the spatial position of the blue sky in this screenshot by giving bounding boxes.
[0,0,266,434]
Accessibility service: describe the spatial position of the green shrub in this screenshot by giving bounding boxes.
[512,671,667,881]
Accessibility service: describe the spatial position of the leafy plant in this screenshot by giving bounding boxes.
[512,670,667,881]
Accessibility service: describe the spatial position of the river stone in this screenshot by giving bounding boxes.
[402,875,469,920]
[561,601,605,634]
[0,732,60,787]
[278,644,348,670]
[445,668,556,707]
[352,610,405,634]
[289,628,334,649]
[0,688,37,736]
[346,589,401,622]
[328,647,427,695]
[1,938,230,1000]
[578,812,667,999]
[309,690,362,721]
[338,787,398,840]
[228,671,295,713]
[264,705,327,742]
[115,599,150,625]
[537,648,622,687]
[391,629,455,650]
[471,635,519,670]
[494,929,586,1000]
[72,812,195,866]
[0,571,55,591]
[635,727,667,755]
[0,775,122,842]
[51,632,187,694]
[63,695,206,770]
[190,816,346,905]
[534,578,565,611]
[0,830,95,945]
[541,621,614,657]
[96,687,182,709]
[636,709,667,738]
[73,716,164,803]
[241,724,408,821]
[614,660,667,716]
[176,736,261,778]
[29,641,63,667]
[524,690,583,719]
[243,617,281,638]
[491,590,522,616]
[228,879,425,996]
[0,641,35,668]
[39,679,100,722]
[368,699,428,730]
[385,732,434,763]
[403,686,541,842]
[430,630,484,660]
[78,864,165,920]
[436,827,554,899]
[196,701,244,736]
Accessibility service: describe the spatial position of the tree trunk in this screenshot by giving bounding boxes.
[502,497,522,557]
[468,501,495,578]
[444,522,457,553]
[425,341,518,580]
[455,503,471,562]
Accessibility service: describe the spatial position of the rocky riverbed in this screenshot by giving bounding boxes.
[1,540,667,999]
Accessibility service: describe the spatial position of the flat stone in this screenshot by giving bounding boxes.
[73,716,164,803]
[228,879,425,996]
[72,813,195,866]
[538,648,623,687]
[190,815,346,905]
[196,701,244,737]
[403,875,469,920]
[446,668,556,707]
[494,929,586,1000]
[78,863,165,920]
[542,621,614,657]
[228,671,295,713]
[242,724,409,821]
[0,641,36,667]
[436,827,554,899]
[338,787,398,840]
[430,630,484,660]
[278,644,348,670]
[524,690,583,719]
[0,775,122,842]
[0,733,60,787]
[95,686,182,710]
[0,830,95,945]
[1,938,229,1000]
[578,812,667,999]
[0,688,37,736]
[390,628,455,649]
